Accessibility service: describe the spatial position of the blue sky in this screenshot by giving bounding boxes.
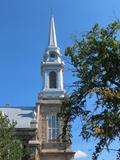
[0,0,120,159]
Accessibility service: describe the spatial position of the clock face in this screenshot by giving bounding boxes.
[50,51,56,58]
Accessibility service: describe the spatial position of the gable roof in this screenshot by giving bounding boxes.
[0,106,35,128]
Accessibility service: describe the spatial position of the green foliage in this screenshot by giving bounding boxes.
[0,111,23,160]
[59,98,72,147]
[62,21,120,159]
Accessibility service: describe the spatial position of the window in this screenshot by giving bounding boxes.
[48,115,60,141]
[50,51,56,59]
[50,53,55,58]
[49,71,57,88]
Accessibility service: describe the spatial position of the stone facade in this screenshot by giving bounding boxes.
[35,100,74,160]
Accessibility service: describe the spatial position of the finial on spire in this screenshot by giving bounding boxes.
[48,16,57,47]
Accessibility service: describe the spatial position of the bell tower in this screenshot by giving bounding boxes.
[36,16,74,160]
[39,16,65,99]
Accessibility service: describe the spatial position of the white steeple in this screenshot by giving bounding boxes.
[48,16,57,47]
[39,16,65,100]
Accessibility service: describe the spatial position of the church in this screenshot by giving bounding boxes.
[0,16,75,160]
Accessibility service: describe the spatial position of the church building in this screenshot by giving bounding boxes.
[0,16,75,160]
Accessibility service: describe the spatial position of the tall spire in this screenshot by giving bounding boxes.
[48,16,57,47]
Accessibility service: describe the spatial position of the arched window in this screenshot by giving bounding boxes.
[49,71,57,88]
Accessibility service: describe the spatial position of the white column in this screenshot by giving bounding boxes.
[57,69,60,89]
[44,71,49,89]
[57,69,63,90]
[60,69,63,89]
[42,72,45,89]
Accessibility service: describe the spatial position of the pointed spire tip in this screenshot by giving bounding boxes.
[48,16,58,47]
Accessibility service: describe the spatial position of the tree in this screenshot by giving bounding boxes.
[60,21,120,160]
[0,111,23,160]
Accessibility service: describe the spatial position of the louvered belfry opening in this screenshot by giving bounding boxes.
[49,71,57,88]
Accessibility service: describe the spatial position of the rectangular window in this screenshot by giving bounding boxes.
[47,115,60,141]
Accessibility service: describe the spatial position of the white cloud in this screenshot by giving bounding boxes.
[74,150,87,159]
